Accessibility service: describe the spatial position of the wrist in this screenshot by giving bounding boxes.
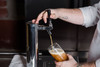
[53,8,65,19]
[50,9,59,19]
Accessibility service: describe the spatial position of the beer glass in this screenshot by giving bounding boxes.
[48,42,68,62]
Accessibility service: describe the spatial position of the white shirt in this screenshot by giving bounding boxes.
[80,1,100,67]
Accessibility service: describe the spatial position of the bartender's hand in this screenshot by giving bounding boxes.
[32,9,58,24]
[55,54,77,67]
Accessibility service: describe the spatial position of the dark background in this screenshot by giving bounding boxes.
[0,0,99,53]
[25,0,97,51]
[0,0,99,67]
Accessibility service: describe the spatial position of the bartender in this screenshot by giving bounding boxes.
[32,1,100,67]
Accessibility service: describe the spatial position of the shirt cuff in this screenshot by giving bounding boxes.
[96,58,100,67]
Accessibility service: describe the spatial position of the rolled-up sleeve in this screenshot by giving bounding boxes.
[79,2,100,27]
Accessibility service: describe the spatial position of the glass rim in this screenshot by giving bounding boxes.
[48,42,63,50]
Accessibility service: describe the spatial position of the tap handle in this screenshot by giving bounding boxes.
[38,9,53,35]
[46,9,53,28]
[46,9,51,18]
[46,9,53,35]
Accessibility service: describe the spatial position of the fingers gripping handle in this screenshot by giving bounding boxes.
[38,9,53,35]
[46,9,53,35]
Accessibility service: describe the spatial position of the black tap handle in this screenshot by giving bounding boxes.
[46,9,53,35]
[46,9,51,19]
[46,9,52,24]
[38,9,53,35]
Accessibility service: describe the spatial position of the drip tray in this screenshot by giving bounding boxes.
[38,56,55,67]
[38,51,88,67]
[38,56,87,67]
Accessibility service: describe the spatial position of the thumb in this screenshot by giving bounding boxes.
[32,19,36,23]
[67,54,74,60]
[55,61,62,66]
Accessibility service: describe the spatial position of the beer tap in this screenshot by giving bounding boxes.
[38,9,53,35]
[26,9,53,67]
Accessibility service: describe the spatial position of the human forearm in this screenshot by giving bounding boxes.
[32,8,84,25]
[54,8,84,25]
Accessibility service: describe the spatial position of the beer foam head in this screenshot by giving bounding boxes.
[49,48,64,54]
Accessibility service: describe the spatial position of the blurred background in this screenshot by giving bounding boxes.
[0,0,99,67]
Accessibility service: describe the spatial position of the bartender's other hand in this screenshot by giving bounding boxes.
[55,54,77,67]
[32,9,58,24]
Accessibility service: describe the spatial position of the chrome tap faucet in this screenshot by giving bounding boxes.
[26,9,53,67]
